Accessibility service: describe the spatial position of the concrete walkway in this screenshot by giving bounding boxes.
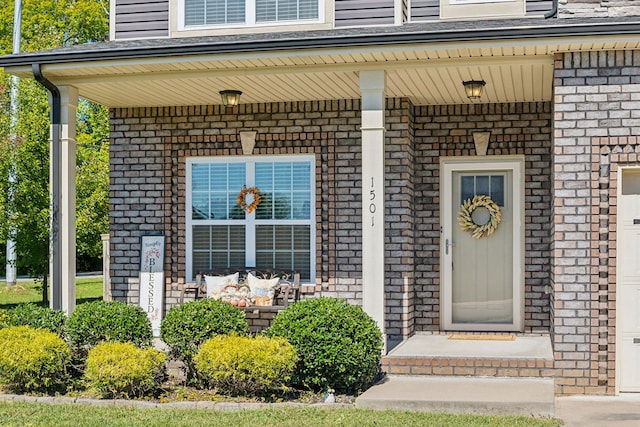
[355,375,555,416]
[355,375,640,424]
[556,395,640,427]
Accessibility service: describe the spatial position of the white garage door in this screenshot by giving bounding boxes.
[618,168,640,392]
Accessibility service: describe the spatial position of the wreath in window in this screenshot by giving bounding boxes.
[237,186,262,214]
[458,194,502,239]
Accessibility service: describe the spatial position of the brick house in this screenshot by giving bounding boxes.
[1,0,640,396]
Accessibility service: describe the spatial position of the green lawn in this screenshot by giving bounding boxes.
[0,402,561,427]
[0,277,103,310]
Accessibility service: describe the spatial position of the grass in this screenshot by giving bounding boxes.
[0,402,561,427]
[0,277,103,310]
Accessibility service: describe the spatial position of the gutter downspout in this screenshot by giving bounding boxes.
[32,63,62,310]
[545,0,558,18]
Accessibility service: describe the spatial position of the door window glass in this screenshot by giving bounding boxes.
[460,174,505,206]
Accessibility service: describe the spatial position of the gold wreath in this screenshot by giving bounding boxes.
[237,186,262,214]
[458,195,502,239]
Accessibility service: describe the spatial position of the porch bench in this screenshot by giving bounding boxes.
[180,268,301,308]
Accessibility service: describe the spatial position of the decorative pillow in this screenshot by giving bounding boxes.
[204,273,239,299]
[247,273,279,306]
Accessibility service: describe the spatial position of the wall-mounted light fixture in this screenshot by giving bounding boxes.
[462,80,486,100]
[219,90,242,107]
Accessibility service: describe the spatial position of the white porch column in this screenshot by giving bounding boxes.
[51,85,77,314]
[101,233,112,301]
[360,70,386,348]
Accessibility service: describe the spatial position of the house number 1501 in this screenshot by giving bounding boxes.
[369,177,376,226]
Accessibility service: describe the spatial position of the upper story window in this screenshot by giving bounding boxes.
[186,0,245,25]
[183,0,320,27]
[449,0,513,3]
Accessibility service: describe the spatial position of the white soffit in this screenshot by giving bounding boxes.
[7,36,638,107]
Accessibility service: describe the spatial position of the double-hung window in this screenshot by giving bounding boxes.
[183,0,320,27]
[186,155,315,282]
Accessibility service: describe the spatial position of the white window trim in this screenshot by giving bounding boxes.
[177,0,325,31]
[450,0,513,4]
[186,154,316,284]
[440,0,524,19]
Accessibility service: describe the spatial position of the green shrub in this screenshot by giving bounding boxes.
[7,303,66,335]
[85,341,166,398]
[0,325,70,392]
[64,301,152,351]
[194,335,298,396]
[0,309,9,329]
[160,298,249,380]
[265,297,383,393]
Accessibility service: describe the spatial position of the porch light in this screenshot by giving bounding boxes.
[463,80,486,100]
[219,90,242,107]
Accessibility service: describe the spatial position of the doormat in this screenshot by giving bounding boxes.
[448,334,516,341]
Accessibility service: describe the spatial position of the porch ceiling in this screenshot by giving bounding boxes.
[6,37,639,107]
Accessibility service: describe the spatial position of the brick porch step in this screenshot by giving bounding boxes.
[382,355,555,377]
[382,333,555,378]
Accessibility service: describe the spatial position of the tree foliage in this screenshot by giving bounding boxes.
[76,101,109,270]
[0,1,109,291]
[0,0,109,53]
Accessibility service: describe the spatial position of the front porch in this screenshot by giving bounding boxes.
[383,332,554,378]
[357,332,556,415]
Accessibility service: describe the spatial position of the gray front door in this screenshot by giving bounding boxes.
[441,157,524,331]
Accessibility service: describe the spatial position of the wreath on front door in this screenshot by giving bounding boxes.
[458,194,502,239]
[237,186,262,214]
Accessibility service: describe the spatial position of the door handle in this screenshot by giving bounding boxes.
[445,238,454,255]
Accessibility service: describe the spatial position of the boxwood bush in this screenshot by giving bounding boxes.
[194,335,297,396]
[0,325,70,392]
[160,298,249,380]
[265,297,383,393]
[85,341,166,399]
[64,301,152,352]
[6,303,66,335]
[0,309,9,329]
